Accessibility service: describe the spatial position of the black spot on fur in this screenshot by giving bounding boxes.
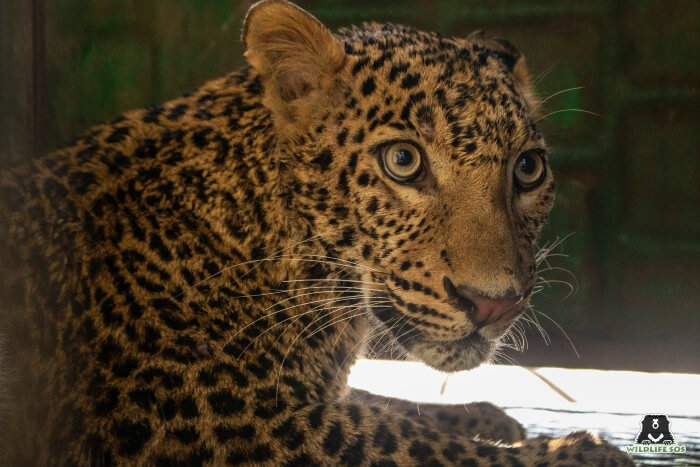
[373,423,398,455]
[401,73,421,89]
[336,227,356,247]
[323,422,344,455]
[207,390,245,416]
[114,418,152,456]
[337,128,348,146]
[340,434,366,465]
[308,405,325,430]
[409,440,434,460]
[362,77,377,96]
[311,149,333,171]
[68,171,97,195]
[357,172,370,186]
[215,423,256,443]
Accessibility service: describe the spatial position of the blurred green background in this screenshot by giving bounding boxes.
[1,0,698,372]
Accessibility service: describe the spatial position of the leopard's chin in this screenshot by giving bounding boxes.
[406,332,496,373]
[368,303,501,372]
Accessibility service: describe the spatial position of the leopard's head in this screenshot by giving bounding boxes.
[244,0,554,371]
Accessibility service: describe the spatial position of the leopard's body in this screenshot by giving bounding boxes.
[0,1,631,464]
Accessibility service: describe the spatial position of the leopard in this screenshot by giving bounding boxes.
[0,0,633,465]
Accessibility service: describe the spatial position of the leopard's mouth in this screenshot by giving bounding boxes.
[369,298,502,372]
[408,331,496,372]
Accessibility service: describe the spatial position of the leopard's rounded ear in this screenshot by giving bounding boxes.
[242,0,346,127]
[467,30,536,109]
[468,30,521,73]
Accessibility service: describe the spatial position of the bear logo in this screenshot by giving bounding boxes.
[635,414,675,445]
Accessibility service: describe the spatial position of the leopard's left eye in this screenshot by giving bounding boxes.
[514,149,546,191]
[381,142,423,183]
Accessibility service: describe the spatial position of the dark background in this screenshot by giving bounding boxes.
[1,0,698,372]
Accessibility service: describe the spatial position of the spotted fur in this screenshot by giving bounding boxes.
[0,1,631,464]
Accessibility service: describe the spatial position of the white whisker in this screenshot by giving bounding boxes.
[532,308,580,358]
[217,293,368,359]
[532,62,558,88]
[535,108,599,123]
[175,234,323,297]
[529,86,583,115]
[284,278,383,286]
[276,303,391,402]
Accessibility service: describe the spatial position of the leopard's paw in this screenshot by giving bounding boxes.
[516,431,633,466]
[432,402,526,443]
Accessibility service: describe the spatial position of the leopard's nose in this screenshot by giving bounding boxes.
[443,277,521,326]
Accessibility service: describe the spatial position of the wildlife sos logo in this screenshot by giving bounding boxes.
[625,414,686,454]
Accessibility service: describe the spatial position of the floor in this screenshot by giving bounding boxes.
[348,359,700,465]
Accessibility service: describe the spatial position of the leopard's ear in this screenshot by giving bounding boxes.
[510,53,539,115]
[467,31,538,110]
[242,0,346,130]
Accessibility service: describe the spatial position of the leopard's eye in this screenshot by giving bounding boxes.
[381,142,423,182]
[514,149,546,191]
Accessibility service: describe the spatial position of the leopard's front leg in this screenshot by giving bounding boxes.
[190,401,632,465]
[346,388,526,443]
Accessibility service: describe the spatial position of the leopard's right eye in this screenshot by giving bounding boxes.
[513,149,546,191]
[380,142,424,183]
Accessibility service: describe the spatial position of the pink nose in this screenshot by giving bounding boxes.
[443,277,521,326]
[465,292,520,325]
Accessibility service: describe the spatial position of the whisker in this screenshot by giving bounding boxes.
[367,314,410,357]
[376,323,420,357]
[261,286,381,315]
[269,302,366,351]
[532,62,558,88]
[532,308,580,358]
[223,285,381,302]
[529,86,583,116]
[270,300,388,361]
[303,308,364,343]
[492,346,518,365]
[534,278,575,299]
[365,314,406,359]
[284,278,383,286]
[304,300,392,340]
[515,322,528,351]
[261,290,367,314]
[347,319,390,360]
[222,263,369,356]
[536,266,579,293]
[217,293,368,358]
[181,236,384,301]
[276,304,391,402]
[330,313,358,352]
[537,252,569,260]
[175,234,323,297]
[521,314,550,345]
[506,322,525,352]
[333,314,409,378]
[535,108,599,123]
[350,319,386,359]
[235,297,371,360]
[536,232,575,265]
[307,302,392,340]
[331,291,391,353]
[278,253,386,274]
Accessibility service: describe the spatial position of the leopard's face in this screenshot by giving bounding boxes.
[245,2,554,371]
